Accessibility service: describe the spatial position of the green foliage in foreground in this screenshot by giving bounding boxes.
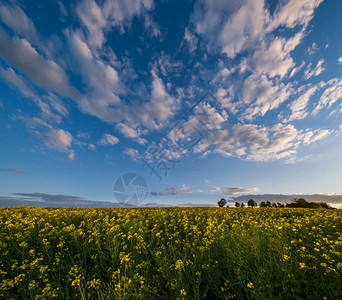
[0,207,342,299]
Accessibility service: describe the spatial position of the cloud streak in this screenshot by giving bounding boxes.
[150,185,204,196]
[0,168,25,174]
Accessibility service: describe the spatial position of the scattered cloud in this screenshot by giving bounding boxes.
[270,0,324,29]
[0,27,80,99]
[14,115,75,160]
[313,78,342,114]
[150,185,203,196]
[304,59,325,79]
[283,86,318,122]
[306,42,319,55]
[338,57,342,64]
[76,0,154,48]
[116,123,147,144]
[123,147,140,161]
[0,0,339,169]
[240,74,293,120]
[0,67,67,123]
[194,122,332,162]
[97,134,119,146]
[88,144,96,151]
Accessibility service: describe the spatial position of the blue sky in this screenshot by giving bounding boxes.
[1,0,342,207]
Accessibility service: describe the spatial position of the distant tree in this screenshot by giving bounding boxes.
[286,198,308,208]
[241,203,245,207]
[235,202,241,207]
[277,202,285,208]
[247,199,257,207]
[260,201,267,207]
[266,201,271,207]
[320,202,334,209]
[218,198,227,207]
[271,202,277,207]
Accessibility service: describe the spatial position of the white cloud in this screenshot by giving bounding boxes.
[338,57,342,64]
[190,0,323,126]
[304,59,325,79]
[43,128,75,160]
[76,0,154,47]
[0,67,68,123]
[76,0,107,48]
[252,32,304,78]
[270,0,324,29]
[98,134,119,146]
[66,30,124,122]
[191,122,332,162]
[45,128,72,151]
[141,71,180,129]
[240,74,293,120]
[184,27,198,52]
[0,27,80,99]
[300,129,332,145]
[0,3,38,42]
[88,144,96,151]
[15,115,75,160]
[218,0,267,59]
[116,123,147,144]
[157,53,184,77]
[283,86,318,122]
[123,147,140,161]
[306,42,319,55]
[313,78,342,114]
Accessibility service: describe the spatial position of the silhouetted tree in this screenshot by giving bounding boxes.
[272,202,277,207]
[266,201,271,207]
[320,202,333,209]
[247,199,257,207]
[260,201,267,207]
[218,198,227,207]
[235,202,241,207]
[241,203,245,207]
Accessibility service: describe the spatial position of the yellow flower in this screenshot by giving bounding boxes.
[175,259,184,271]
[180,289,187,296]
[247,282,254,289]
[299,262,306,269]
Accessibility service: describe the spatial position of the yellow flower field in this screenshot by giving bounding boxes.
[0,207,341,299]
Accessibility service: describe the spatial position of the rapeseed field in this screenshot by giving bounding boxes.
[0,207,341,299]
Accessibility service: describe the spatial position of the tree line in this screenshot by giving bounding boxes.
[217,198,335,209]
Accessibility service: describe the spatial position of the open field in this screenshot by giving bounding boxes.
[1,207,342,299]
